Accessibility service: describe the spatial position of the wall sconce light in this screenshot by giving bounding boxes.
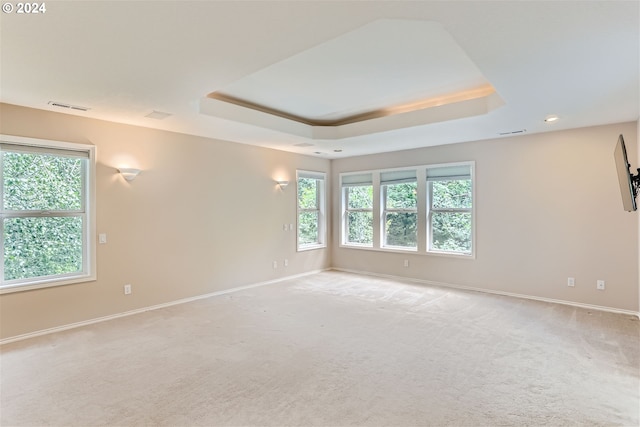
[276,180,289,190]
[118,168,141,182]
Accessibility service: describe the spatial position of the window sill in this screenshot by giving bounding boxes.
[297,243,327,252]
[0,273,96,294]
[339,244,475,259]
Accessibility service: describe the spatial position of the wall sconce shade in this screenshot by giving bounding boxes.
[118,168,141,181]
[276,180,289,189]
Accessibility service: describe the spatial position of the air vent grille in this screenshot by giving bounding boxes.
[145,110,172,120]
[48,101,90,112]
[498,129,526,136]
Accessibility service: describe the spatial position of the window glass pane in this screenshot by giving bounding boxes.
[298,178,318,209]
[4,216,83,281]
[2,151,83,211]
[431,212,472,253]
[432,179,472,209]
[385,182,417,209]
[385,212,417,248]
[347,211,373,245]
[347,185,373,209]
[298,211,319,245]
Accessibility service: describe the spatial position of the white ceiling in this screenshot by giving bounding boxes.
[1,1,638,159]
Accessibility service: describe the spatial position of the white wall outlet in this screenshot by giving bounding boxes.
[284,259,288,267]
[597,280,605,290]
[99,233,107,244]
[124,284,132,295]
[283,224,288,231]
[272,261,278,269]
[289,224,293,231]
[404,259,409,268]
[567,277,575,287]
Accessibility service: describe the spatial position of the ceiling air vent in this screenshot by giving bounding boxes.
[145,110,172,120]
[498,129,526,136]
[48,101,90,111]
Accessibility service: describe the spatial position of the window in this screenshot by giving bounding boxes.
[381,170,417,250]
[339,162,474,257]
[427,164,473,255]
[297,170,326,250]
[342,173,373,247]
[0,136,96,293]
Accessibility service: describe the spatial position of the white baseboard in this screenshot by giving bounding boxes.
[331,267,640,318]
[3,267,637,345]
[0,269,328,346]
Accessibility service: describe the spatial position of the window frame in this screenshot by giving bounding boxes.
[0,135,97,293]
[296,170,326,251]
[340,172,376,249]
[426,162,475,257]
[381,176,418,251]
[339,162,475,258]
[342,178,374,248]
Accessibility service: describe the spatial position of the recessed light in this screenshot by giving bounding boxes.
[544,115,559,122]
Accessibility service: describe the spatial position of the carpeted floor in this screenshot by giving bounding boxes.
[1,271,639,426]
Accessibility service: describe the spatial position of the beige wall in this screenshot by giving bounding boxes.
[331,122,639,312]
[1,103,637,341]
[0,104,330,339]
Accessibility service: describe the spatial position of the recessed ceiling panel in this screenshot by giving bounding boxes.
[203,18,501,137]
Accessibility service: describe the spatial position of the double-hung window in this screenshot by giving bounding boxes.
[381,169,417,250]
[297,170,326,251]
[340,162,474,257]
[342,173,373,247]
[426,164,473,255]
[0,136,96,293]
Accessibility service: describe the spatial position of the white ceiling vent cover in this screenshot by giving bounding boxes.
[48,101,90,111]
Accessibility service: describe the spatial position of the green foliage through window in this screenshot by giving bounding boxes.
[430,179,472,253]
[1,147,87,283]
[297,173,325,248]
[384,182,417,248]
[3,152,83,211]
[340,165,473,256]
[346,185,373,245]
[4,216,83,280]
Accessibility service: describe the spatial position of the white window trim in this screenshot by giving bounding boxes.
[339,162,475,258]
[341,178,374,248]
[296,170,326,251]
[380,178,421,252]
[426,161,475,258]
[0,135,97,294]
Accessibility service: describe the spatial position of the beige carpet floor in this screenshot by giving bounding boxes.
[1,271,639,426]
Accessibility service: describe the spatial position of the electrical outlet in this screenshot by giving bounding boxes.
[597,280,605,290]
[124,284,132,295]
[272,261,278,269]
[404,259,409,268]
[99,233,107,244]
[284,259,288,267]
[568,277,575,287]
